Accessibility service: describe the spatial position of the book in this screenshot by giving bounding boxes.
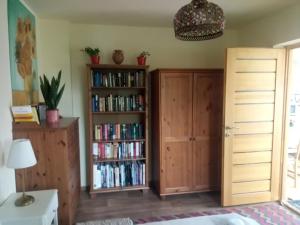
[91,70,145,88]
[93,161,145,189]
[11,105,40,124]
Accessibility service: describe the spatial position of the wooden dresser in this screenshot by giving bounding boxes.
[13,118,80,225]
[151,69,223,197]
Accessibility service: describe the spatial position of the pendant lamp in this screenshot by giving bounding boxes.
[174,0,225,41]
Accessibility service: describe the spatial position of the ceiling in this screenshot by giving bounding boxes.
[24,0,299,28]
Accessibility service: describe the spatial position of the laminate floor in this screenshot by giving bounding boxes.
[75,190,221,223]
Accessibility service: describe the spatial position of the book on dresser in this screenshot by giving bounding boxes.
[86,64,149,197]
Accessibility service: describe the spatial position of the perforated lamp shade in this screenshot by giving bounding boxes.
[7,139,37,169]
[174,0,225,41]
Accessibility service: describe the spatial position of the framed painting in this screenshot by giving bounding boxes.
[8,0,39,106]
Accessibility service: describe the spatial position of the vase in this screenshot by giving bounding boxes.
[137,56,146,65]
[112,50,124,65]
[46,109,59,123]
[90,55,100,64]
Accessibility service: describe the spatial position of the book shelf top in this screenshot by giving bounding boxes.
[87,64,149,70]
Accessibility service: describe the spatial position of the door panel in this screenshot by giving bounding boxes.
[232,151,272,164]
[163,142,193,193]
[193,139,219,190]
[235,122,274,135]
[193,73,222,190]
[233,134,273,152]
[232,180,271,194]
[161,72,193,194]
[235,104,274,122]
[232,163,271,182]
[235,92,275,104]
[222,48,286,206]
[235,73,276,91]
[235,59,277,72]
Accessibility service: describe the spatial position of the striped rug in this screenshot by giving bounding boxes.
[133,202,300,225]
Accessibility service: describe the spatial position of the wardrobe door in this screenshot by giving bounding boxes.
[160,72,193,194]
[192,71,223,191]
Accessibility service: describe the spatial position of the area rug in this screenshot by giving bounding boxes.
[133,202,300,225]
[76,218,133,225]
[141,213,259,225]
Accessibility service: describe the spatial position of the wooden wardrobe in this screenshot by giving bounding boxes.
[151,69,223,197]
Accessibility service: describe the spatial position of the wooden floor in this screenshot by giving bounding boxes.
[75,190,221,223]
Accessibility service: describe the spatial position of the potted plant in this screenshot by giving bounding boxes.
[84,47,101,64]
[40,70,65,123]
[137,51,150,65]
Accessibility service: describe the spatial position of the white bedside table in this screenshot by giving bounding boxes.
[0,189,58,225]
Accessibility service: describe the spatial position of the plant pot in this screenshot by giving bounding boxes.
[137,56,146,65]
[46,109,59,123]
[90,55,100,64]
[112,50,124,65]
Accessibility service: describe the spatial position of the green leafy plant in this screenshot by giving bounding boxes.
[84,47,100,56]
[139,51,150,57]
[40,70,66,110]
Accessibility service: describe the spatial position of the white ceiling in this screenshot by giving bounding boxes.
[24,0,299,28]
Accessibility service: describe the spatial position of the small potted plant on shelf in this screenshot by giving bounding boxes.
[137,51,150,66]
[84,47,101,64]
[40,70,65,123]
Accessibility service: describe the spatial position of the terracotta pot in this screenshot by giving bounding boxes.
[90,55,100,64]
[112,50,124,65]
[46,109,59,123]
[137,56,146,65]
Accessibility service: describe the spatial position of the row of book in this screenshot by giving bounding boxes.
[93,162,146,189]
[94,123,144,141]
[93,141,145,159]
[92,94,145,112]
[91,71,145,88]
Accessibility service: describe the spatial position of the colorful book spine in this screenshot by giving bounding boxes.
[93,123,144,141]
[91,71,145,88]
[92,141,144,160]
[93,162,146,189]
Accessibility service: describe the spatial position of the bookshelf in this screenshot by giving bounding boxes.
[86,64,149,196]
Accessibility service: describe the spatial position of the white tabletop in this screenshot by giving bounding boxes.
[0,189,58,225]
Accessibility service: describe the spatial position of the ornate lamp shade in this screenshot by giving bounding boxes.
[174,0,225,41]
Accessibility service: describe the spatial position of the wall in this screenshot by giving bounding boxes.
[0,0,15,204]
[239,2,300,47]
[37,19,73,117]
[69,24,239,186]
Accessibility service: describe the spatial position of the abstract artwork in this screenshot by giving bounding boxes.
[8,0,39,105]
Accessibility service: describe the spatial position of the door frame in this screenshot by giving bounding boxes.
[280,43,300,209]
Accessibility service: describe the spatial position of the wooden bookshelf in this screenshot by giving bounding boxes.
[86,64,149,197]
